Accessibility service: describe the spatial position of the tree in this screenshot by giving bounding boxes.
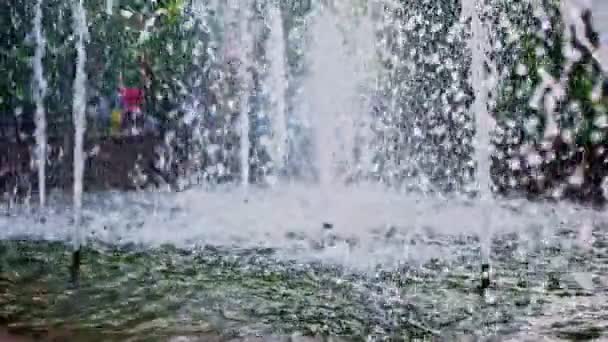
[0,0,36,141]
[490,0,606,202]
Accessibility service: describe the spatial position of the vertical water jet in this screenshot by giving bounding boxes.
[105,0,114,15]
[463,0,495,200]
[71,0,89,279]
[462,0,496,287]
[32,0,47,209]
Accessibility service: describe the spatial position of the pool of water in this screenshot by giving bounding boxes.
[1,228,607,340]
[1,187,607,340]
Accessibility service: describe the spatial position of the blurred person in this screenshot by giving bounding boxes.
[118,73,145,135]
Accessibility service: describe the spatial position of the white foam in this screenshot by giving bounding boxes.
[0,184,600,271]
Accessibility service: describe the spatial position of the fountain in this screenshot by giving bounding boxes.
[2,0,608,339]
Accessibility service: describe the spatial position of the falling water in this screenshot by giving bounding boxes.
[305,11,343,190]
[348,2,377,180]
[265,4,288,172]
[71,0,89,247]
[32,0,47,208]
[238,3,253,190]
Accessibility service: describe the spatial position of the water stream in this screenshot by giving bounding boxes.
[71,0,89,247]
[461,0,498,272]
[32,0,47,209]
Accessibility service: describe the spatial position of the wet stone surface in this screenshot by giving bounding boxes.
[1,223,608,340]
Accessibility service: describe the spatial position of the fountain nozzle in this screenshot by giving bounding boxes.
[479,262,490,292]
[70,249,81,287]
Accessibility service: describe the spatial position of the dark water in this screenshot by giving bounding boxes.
[1,224,608,341]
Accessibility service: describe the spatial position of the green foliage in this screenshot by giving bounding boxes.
[0,0,35,126]
[0,0,203,137]
[87,0,200,122]
[490,0,607,198]
[491,0,606,146]
[2,0,603,197]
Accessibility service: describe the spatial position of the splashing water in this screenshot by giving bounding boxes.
[0,185,595,270]
[71,0,89,248]
[5,0,608,339]
[32,0,47,209]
